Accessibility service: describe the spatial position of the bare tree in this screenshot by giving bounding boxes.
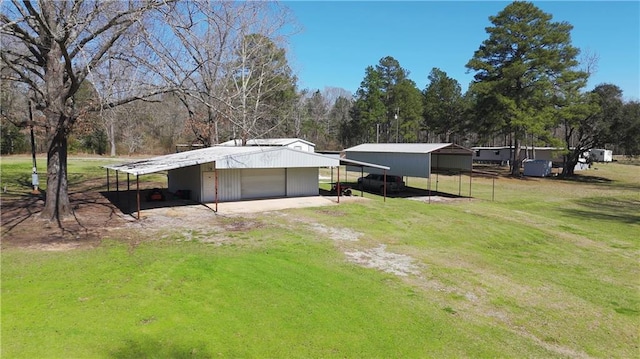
[151,0,298,145]
[1,0,176,222]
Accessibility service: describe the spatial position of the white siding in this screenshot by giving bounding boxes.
[288,141,314,152]
[286,168,319,196]
[241,168,286,199]
[202,171,215,202]
[472,148,512,162]
[218,148,335,169]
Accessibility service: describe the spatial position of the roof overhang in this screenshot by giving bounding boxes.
[344,143,472,155]
[103,146,343,176]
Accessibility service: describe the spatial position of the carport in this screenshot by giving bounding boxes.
[103,146,390,219]
[344,143,474,200]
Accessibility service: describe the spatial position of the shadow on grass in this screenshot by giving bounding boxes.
[560,197,640,225]
[110,336,212,359]
[550,172,640,191]
[319,183,467,199]
[549,174,613,185]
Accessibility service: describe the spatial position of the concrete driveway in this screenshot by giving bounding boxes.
[206,196,343,214]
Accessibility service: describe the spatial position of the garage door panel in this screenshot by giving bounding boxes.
[241,169,286,199]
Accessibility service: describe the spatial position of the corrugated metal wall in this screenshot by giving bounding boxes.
[346,152,430,177]
[216,169,241,202]
[432,154,472,171]
[219,148,335,169]
[286,167,319,196]
[168,165,201,200]
[241,168,286,199]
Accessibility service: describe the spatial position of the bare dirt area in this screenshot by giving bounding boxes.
[0,189,366,251]
[1,189,130,251]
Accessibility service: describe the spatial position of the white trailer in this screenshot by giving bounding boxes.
[590,149,613,162]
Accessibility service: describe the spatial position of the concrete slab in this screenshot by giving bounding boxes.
[206,196,339,214]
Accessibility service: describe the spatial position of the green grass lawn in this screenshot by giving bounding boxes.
[2,156,639,358]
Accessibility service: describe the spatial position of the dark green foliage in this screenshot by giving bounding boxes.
[466,1,587,175]
[423,68,466,142]
[617,101,640,156]
[350,57,422,144]
[0,120,28,155]
[81,128,108,155]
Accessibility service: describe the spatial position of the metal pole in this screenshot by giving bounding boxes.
[395,108,399,143]
[469,171,472,200]
[337,166,340,203]
[136,175,140,220]
[214,161,218,212]
[458,171,462,196]
[28,101,39,195]
[383,170,387,202]
[360,167,364,197]
[106,169,110,192]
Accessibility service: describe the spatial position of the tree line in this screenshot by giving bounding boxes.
[1,1,639,221]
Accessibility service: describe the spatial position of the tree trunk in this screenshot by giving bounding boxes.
[511,133,521,176]
[562,149,579,177]
[41,130,72,222]
[109,120,117,157]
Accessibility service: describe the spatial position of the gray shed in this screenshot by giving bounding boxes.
[344,143,473,177]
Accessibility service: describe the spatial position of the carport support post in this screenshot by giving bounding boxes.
[136,175,140,220]
[360,167,364,197]
[458,171,462,196]
[428,175,432,204]
[469,171,472,200]
[106,169,110,192]
[383,170,387,202]
[337,166,340,203]
[214,161,218,212]
[116,170,120,201]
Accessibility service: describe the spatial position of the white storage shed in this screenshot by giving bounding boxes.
[219,138,316,152]
[590,149,613,162]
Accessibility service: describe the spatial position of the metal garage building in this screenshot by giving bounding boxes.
[104,146,341,216]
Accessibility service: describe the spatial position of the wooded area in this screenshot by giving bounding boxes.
[1,1,639,221]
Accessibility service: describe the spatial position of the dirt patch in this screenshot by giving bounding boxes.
[407,196,473,203]
[1,191,129,250]
[344,244,421,277]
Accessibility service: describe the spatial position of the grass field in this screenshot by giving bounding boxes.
[1,156,639,358]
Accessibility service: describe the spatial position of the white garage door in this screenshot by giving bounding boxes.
[241,168,286,199]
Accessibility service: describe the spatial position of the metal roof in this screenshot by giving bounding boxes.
[103,146,387,176]
[219,138,316,147]
[339,157,390,171]
[345,143,472,154]
[103,146,259,175]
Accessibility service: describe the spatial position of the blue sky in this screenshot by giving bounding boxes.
[284,1,640,101]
